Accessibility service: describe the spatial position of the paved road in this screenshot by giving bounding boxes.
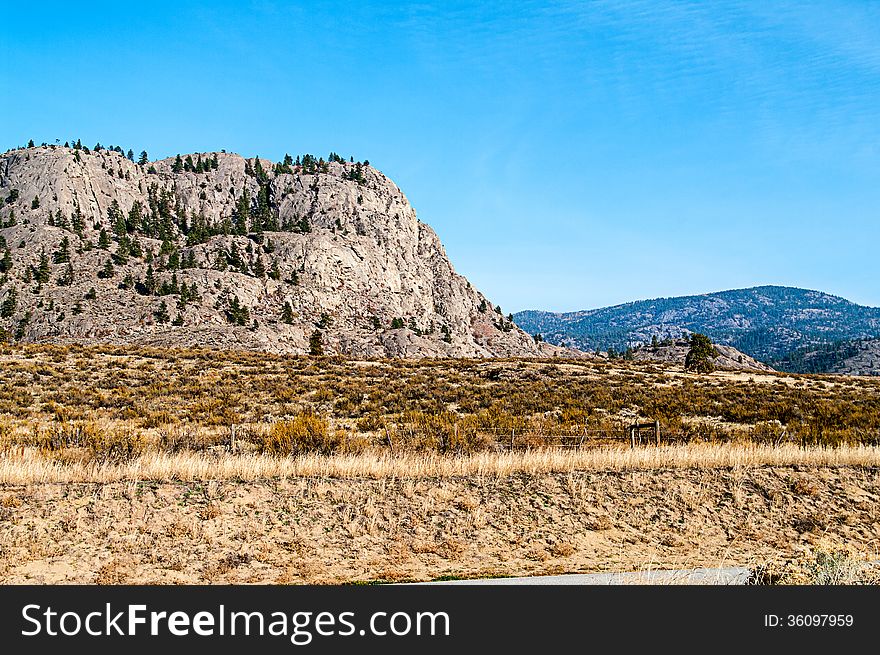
[420,567,752,585]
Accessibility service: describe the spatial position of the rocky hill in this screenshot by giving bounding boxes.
[630,340,775,373]
[0,143,561,358]
[514,286,880,370]
[772,338,880,376]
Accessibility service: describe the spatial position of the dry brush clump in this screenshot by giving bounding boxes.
[752,546,880,585]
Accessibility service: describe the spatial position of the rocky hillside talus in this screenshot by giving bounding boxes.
[0,145,559,357]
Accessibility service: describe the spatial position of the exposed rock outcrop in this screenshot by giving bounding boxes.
[0,145,562,358]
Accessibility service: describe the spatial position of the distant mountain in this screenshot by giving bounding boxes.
[771,338,880,376]
[514,286,880,371]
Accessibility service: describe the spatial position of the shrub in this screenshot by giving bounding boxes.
[262,413,339,456]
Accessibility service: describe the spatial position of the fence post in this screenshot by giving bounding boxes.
[629,427,635,449]
[230,423,236,453]
[510,428,515,452]
[655,420,660,445]
[385,426,394,454]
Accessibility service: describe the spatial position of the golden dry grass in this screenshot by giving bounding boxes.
[2,443,880,483]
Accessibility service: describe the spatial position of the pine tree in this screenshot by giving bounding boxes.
[31,196,40,209]
[172,313,184,326]
[57,262,74,287]
[1,287,17,317]
[138,150,149,165]
[282,301,294,324]
[54,210,68,230]
[253,255,266,278]
[213,250,228,271]
[98,259,115,279]
[98,228,110,250]
[234,191,250,235]
[0,248,12,274]
[154,301,170,324]
[309,329,324,356]
[36,248,51,283]
[684,333,718,373]
[172,155,183,173]
[71,205,84,236]
[225,296,249,326]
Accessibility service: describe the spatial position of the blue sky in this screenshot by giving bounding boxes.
[3,1,879,311]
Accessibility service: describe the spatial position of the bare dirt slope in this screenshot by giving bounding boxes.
[2,466,877,584]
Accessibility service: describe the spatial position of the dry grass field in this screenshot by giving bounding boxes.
[1,343,879,583]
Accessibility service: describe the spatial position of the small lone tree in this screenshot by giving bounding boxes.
[53,236,70,263]
[282,301,294,324]
[0,287,17,318]
[0,248,12,273]
[154,301,170,324]
[138,150,149,165]
[98,258,115,279]
[36,248,51,283]
[309,329,324,356]
[684,333,718,373]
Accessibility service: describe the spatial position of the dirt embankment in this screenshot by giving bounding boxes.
[1,466,878,584]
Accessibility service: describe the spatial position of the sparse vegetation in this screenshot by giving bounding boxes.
[0,344,876,468]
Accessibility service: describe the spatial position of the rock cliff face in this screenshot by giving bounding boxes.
[0,145,557,357]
